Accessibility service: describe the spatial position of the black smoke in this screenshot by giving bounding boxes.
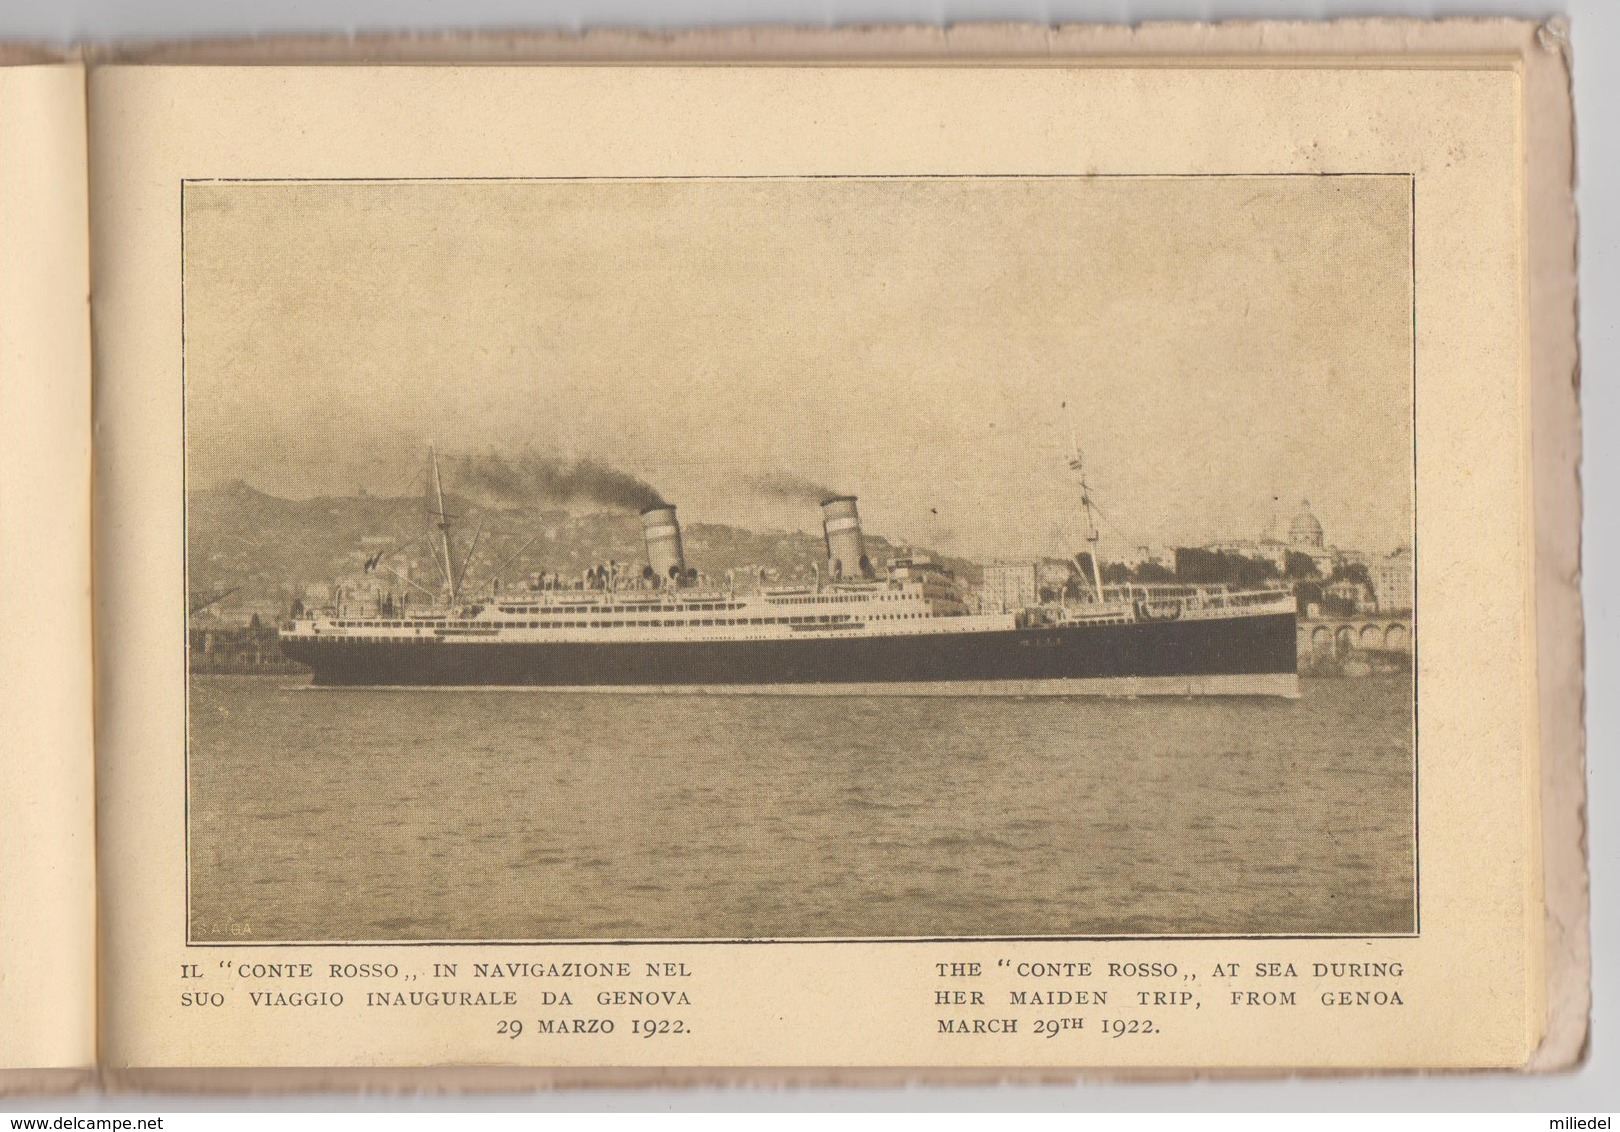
[450,450,666,513]
[747,470,842,504]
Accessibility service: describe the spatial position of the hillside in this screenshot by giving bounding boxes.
[187,480,978,622]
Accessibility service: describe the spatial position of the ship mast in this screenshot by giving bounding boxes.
[1068,428,1105,603]
[429,443,457,605]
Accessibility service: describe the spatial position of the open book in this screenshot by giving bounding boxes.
[0,21,1587,1088]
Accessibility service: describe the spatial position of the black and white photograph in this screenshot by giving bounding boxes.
[182,175,1418,944]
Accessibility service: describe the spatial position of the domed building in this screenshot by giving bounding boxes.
[1284,500,1341,575]
[1201,497,1354,579]
[1288,501,1326,549]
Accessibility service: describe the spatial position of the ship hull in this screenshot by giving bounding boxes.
[280,612,1299,697]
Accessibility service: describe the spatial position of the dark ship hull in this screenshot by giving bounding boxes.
[280,610,1298,696]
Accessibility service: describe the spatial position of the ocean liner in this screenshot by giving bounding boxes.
[278,450,1298,696]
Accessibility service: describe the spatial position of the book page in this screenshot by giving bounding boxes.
[0,61,96,1080]
[88,22,1582,1079]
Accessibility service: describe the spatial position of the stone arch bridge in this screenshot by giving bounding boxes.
[1298,615,1412,656]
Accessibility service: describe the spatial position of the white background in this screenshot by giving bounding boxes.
[0,0,1609,1114]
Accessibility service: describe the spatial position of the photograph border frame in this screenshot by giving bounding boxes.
[179,169,1423,949]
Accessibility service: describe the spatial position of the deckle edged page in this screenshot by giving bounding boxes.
[83,18,1583,1086]
[0,56,97,1091]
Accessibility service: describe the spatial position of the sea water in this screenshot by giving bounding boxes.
[186,676,1416,942]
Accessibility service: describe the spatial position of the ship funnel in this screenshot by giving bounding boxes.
[821,495,873,580]
[640,505,686,586]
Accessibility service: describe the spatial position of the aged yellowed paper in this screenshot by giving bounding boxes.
[87,22,1580,1078]
[0,62,97,1079]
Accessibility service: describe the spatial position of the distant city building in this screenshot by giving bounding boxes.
[1371,546,1415,612]
[1325,578,1378,614]
[1204,538,1291,573]
[1289,503,1325,549]
[1284,500,1343,573]
[979,560,1038,613]
[1120,544,1177,572]
[1199,500,1381,578]
[1037,559,1077,591]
